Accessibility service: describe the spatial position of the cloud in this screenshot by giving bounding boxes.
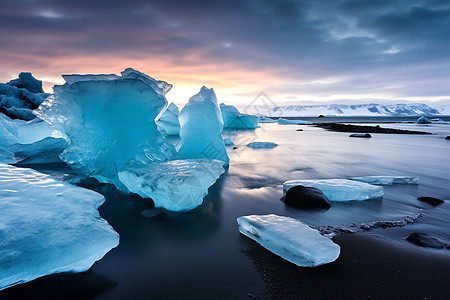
[1,0,450,104]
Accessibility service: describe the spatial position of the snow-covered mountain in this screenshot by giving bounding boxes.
[262,103,450,117]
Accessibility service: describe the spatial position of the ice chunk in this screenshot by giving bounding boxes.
[0,73,48,120]
[118,159,225,212]
[247,142,278,148]
[237,214,340,267]
[349,176,419,185]
[277,118,312,125]
[0,113,23,146]
[156,103,180,135]
[283,179,383,201]
[0,148,16,164]
[8,137,68,164]
[0,164,119,291]
[259,117,277,123]
[223,138,234,146]
[416,116,432,124]
[220,103,259,129]
[176,87,229,165]
[36,68,177,190]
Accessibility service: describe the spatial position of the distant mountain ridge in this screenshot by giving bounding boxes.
[265,103,450,117]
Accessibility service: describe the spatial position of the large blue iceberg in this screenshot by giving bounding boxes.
[36,68,178,190]
[176,86,229,165]
[220,103,259,129]
[0,164,119,290]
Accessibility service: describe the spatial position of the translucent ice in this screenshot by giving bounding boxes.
[0,73,48,120]
[283,179,384,201]
[416,116,431,124]
[0,164,119,290]
[277,118,312,125]
[224,138,234,146]
[157,103,180,135]
[176,87,229,165]
[36,68,177,189]
[118,159,225,212]
[220,103,259,129]
[237,214,340,267]
[349,176,419,185]
[259,117,277,123]
[247,142,278,148]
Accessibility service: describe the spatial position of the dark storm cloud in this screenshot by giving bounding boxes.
[1,0,450,100]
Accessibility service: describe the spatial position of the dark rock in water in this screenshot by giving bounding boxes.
[282,185,331,210]
[315,123,432,134]
[417,196,444,206]
[318,115,325,118]
[296,129,303,131]
[232,146,238,150]
[445,136,450,140]
[349,133,372,138]
[406,233,447,249]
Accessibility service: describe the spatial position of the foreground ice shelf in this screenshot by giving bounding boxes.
[0,164,119,291]
[283,179,384,201]
[118,159,225,212]
[237,214,340,267]
[349,176,419,185]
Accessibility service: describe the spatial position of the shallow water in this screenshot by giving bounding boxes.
[4,119,450,299]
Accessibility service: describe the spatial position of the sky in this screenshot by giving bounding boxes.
[1,0,450,106]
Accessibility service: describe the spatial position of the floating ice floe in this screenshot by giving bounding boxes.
[223,138,234,146]
[349,176,419,185]
[283,179,383,201]
[416,116,432,124]
[0,72,48,121]
[277,118,312,125]
[0,164,119,291]
[176,87,229,165]
[157,103,180,135]
[220,103,259,129]
[247,142,278,149]
[36,68,178,190]
[237,214,340,267]
[118,159,225,212]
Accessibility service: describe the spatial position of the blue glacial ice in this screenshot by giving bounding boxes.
[416,116,432,124]
[0,72,48,120]
[349,176,419,185]
[277,118,312,125]
[176,87,229,165]
[157,103,180,135]
[237,214,340,267]
[247,142,278,148]
[283,179,384,201]
[118,159,225,211]
[0,163,119,291]
[220,103,259,129]
[224,138,234,146]
[36,68,178,189]
[259,117,277,123]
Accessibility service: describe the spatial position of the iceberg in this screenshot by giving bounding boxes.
[237,214,340,267]
[247,142,278,148]
[176,87,229,165]
[277,118,313,125]
[283,179,383,201]
[0,164,119,291]
[349,176,419,185]
[118,159,225,212]
[0,148,16,164]
[259,117,277,123]
[0,73,48,120]
[36,68,178,189]
[224,138,234,146]
[220,103,259,129]
[416,116,432,124]
[156,103,180,135]
[8,137,68,164]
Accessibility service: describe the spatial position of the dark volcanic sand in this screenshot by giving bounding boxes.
[314,123,432,134]
[244,232,450,299]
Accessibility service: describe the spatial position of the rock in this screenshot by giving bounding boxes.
[417,196,444,206]
[318,115,325,118]
[349,133,372,138]
[233,146,238,150]
[315,123,432,134]
[406,233,446,249]
[445,136,450,140]
[282,185,331,210]
[296,129,303,131]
